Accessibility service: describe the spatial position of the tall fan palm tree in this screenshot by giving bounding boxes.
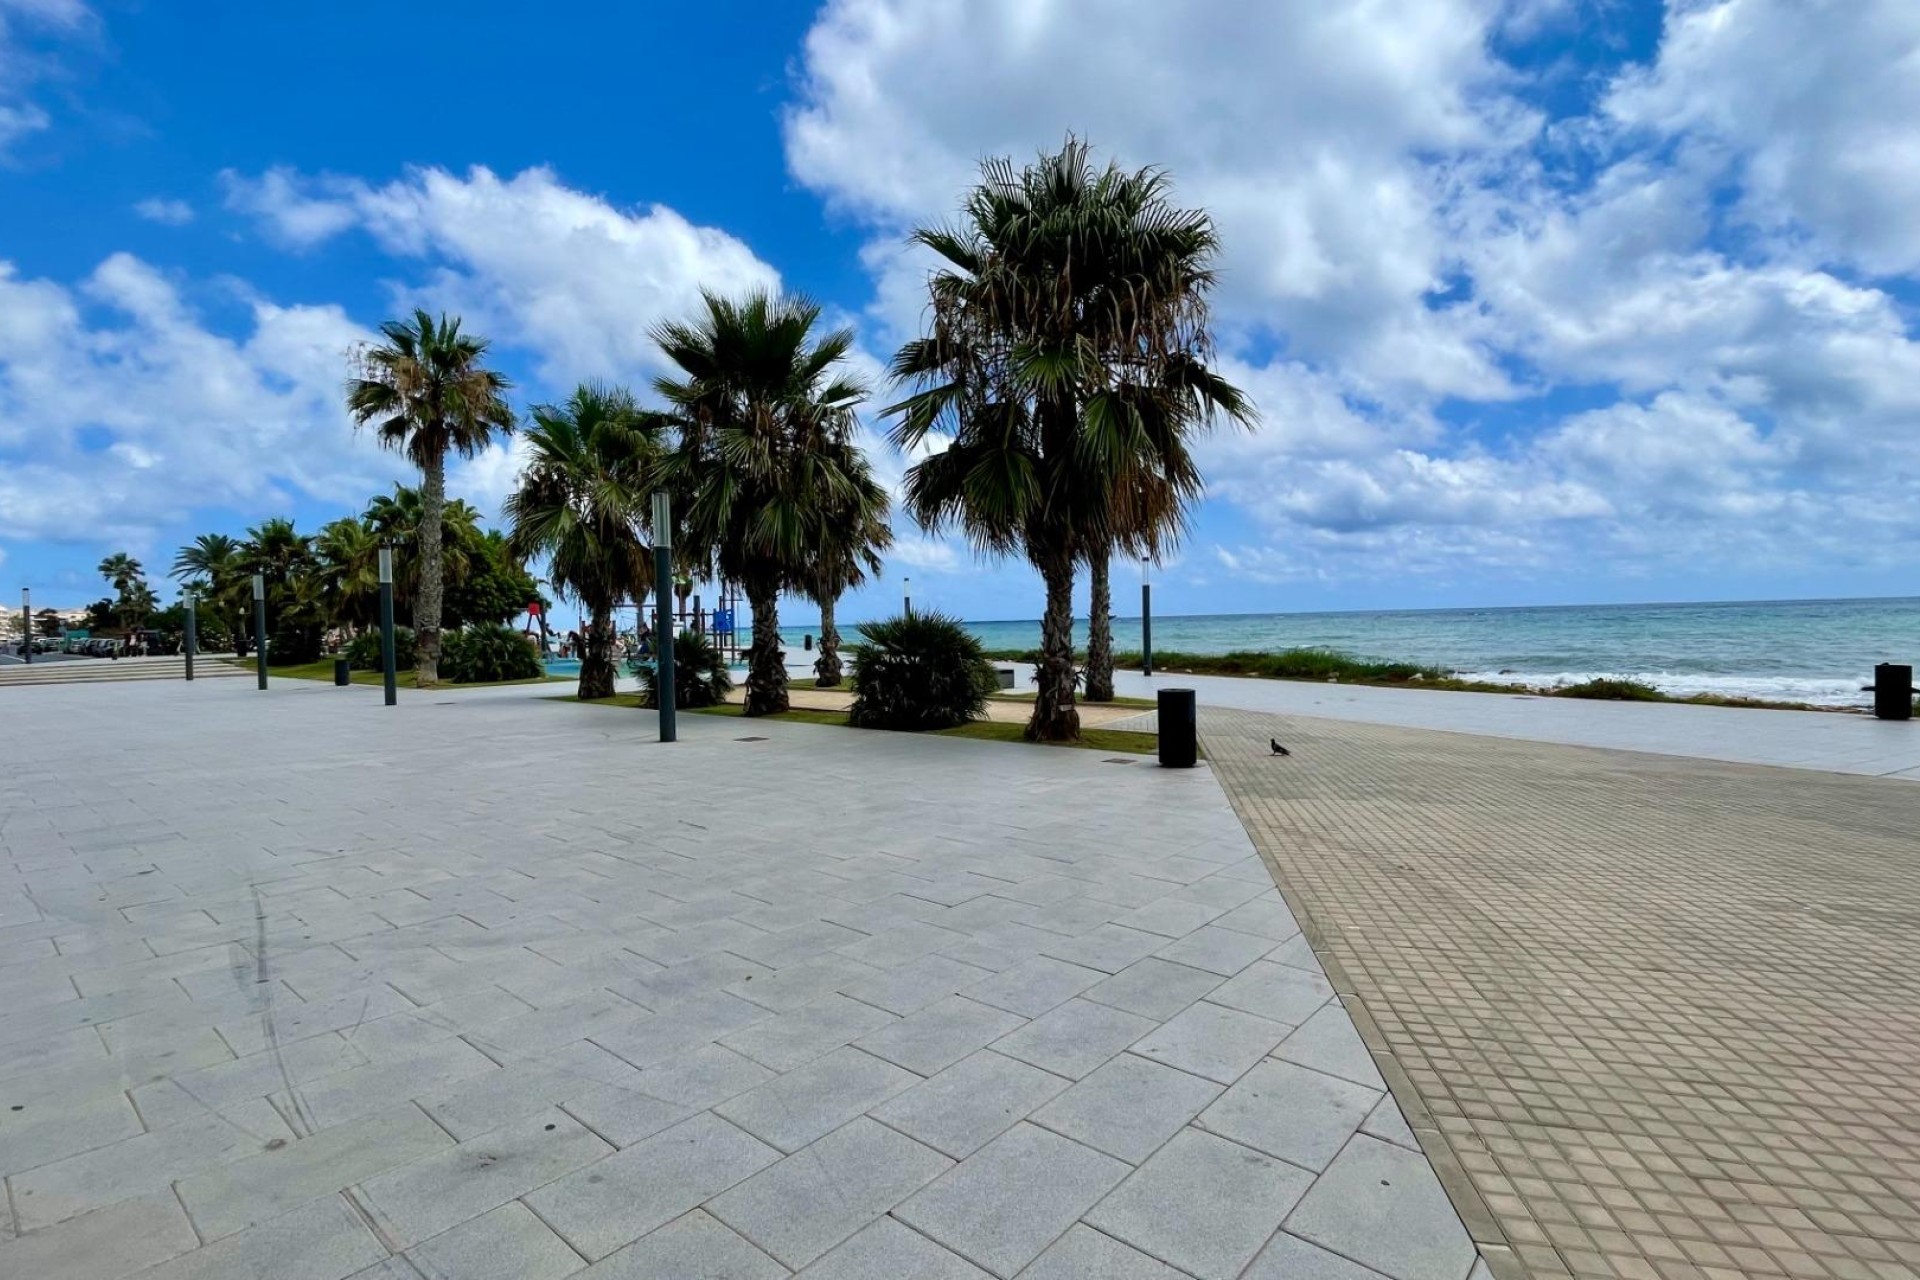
[171,534,248,654]
[887,139,1252,740]
[346,310,514,685]
[808,439,892,688]
[505,383,663,700]
[653,291,870,716]
[96,553,149,631]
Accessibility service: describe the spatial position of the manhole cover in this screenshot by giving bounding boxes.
[735,736,769,742]
[1102,757,1137,764]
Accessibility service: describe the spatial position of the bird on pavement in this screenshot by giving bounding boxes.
[1270,739,1290,756]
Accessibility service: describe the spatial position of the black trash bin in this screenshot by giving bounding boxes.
[1867,663,1915,721]
[333,657,350,687]
[1158,687,1197,768]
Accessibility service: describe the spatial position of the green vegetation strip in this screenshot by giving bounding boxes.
[561,693,1163,754]
[263,659,563,690]
[978,645,1827,712]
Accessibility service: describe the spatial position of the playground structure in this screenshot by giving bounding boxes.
[521,581,752,671]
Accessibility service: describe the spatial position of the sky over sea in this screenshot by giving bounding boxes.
[2,1,1917,623]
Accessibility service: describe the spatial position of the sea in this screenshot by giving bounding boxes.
[785,597,1920,708]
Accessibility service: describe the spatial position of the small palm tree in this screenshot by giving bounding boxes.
[347,310,513,685]
[505,382,662,700]
[314,517,383,632]
[654,291,871,716]
[888,139,1251,739]
[171,534,247,654]
[808,439,892,688]
[97,553,149,631]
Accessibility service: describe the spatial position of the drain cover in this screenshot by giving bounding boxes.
[735,736,769,742]
[1102,757,1137,764]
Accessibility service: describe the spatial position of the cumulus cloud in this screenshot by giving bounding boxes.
[0,0,89,151]
[223,164,782,386]
[785,0,1920,591]
[0,254,397,546]
[132,197,193,226]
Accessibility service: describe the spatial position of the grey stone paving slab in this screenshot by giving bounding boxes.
[0,681,1480,1280]
[1130,1000,1292,1084]
[355,1107,613,1249]
[895,1122,1130,1278]
[1086,1128,1315,1280]
[869,1049,1069,1159]
[405,1201,586,1280]
[1207,960,1336,1026]
[1285,1136,1477,1280]
[853,994,1024,1075]
[577,1210,786,1279]
[1152,924,1277,976]
[1194,1059,1381,1172]
[797,1216,989,1278]
[123,1194,387,1280]
[989,997,1156,1079]
[1246,1231,1397,1280]
[1360,1095,1419,1151]
[1015,1224,1188,1279]
[1031,1052,1222,1164]
[0,1191,199,1280]
[710,1117,952,1267]
[1081,956,1223,1021]
[715,1045,919,1152]
[176,1102,453,1240]
[524,1111,780,1260]
[1274,1002,1386,1089]
[962,956,1107,1017]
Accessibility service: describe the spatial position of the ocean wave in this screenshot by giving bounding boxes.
[1458,670,1870,708]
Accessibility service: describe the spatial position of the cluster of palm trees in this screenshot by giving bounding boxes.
[167,498,536,661]
[889,138,1251,740]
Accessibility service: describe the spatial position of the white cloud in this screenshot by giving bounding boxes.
[0,0,89,151]
[224,165,783,387]
[132,197,193,226]
[0,254,398,547]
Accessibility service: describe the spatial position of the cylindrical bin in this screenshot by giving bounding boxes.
[1158,687,1197,768]
[333,657,351,687]
[1870,663,1915,721]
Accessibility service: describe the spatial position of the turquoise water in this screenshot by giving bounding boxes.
[784,597,1920,706]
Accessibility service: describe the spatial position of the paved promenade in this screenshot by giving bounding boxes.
[1203,706,1920,1280]
[0,679,1478,1280]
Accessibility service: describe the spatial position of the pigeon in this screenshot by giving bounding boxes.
[1270,739,1291,756]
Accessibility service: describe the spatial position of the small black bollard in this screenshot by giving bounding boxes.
[1158,687,1197,768]
[333,657,350,687]
[1864,663,1916,721]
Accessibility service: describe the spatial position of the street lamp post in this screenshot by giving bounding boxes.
[904,577,912,619]
[20,588,30,666]
[378,546,397,707]
[184,591,197,682]
[252,574,267,690]
[1142,558,1153,679]
[651,491,677,743]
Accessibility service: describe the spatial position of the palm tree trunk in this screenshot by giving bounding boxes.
[744,576,788,716]
[415,451,446,685]
[578,602,616,700]
[1029,550,1082,741]
[1085,546,1114,702]
[814,591,843,688]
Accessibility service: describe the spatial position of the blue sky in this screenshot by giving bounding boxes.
[3,0,1917,628]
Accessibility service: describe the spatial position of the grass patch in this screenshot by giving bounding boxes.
[987,690,1159,709]
[568,691,1163,752]
[267,659,559,689]
[1556,678,1665,701]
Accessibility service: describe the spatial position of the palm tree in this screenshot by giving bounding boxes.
[363,485,485,617]
[97,553,149,631]
[887,139,1252,739]
[314,517,383,632]
[809,439,892,688]
[171,534,247,654]
[653,291,870,716]
[347,310,514,684]
[505,383,662,700]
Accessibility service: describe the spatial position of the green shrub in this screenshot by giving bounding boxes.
[849,612,995,731]
[441,624,542,684]
[267,621,322,666]
[345,627,415,671]
[1556,677,1665,701]
[639,630,735,708]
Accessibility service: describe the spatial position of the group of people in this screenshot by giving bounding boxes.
[549,624,654,661]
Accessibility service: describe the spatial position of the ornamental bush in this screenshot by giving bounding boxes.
[441,623,542,684]
[345,626,415,671]
[848,611,994,731]
[638,629,735,709]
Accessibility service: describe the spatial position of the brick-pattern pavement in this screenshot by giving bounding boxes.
[0,680,1480,1280]
[1202,706,1920,1280]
